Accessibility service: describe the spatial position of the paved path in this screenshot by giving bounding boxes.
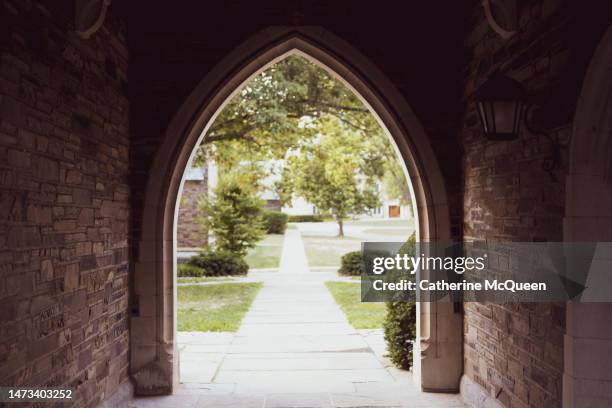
[295,220,414,242]
[131,230,465,407]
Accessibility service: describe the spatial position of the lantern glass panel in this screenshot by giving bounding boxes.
[493,101,516,134]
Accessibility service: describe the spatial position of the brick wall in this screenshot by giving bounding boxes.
[0,2,130,406]
[461,2,577,407]
[177,178,207,249]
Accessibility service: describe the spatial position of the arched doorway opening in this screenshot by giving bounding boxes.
[563,23,612,408]
[130,26,462,395]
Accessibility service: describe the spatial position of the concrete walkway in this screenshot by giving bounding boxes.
[130,230,465,407]
[212,229,396,395]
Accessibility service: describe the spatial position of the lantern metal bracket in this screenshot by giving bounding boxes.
[524,104,570,182]
[482,0,517,40]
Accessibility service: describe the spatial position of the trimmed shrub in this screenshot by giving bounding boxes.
[263,211,289,234]
[288,214,324,222]
[383,233,417,370]
[338,250,391,276]
[177,263,205,277]
[383,301,416,369]
[338,251,363,276]
[188,250,249,276]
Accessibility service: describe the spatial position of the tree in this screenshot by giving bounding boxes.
[279,116,381,237]
[194,55,374,168]
[198,175,265,257]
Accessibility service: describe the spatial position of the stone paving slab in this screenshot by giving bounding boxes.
[330,392,404,408]
[215,369,395,390]
[178,331,235,344]
[264,393,332,408]
[222,351,384,359]
[242,315,345,324]
[196,394,266,408]
[227,337,369,353]
[237,322,357,336]
[180,353,224,383]
[220,353,383,370]
[125,394,201,408]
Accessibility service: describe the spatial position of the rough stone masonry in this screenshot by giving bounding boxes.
[0,2,130,406]
[461,1,571,407]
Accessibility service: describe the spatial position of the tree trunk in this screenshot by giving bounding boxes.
[337,217,344,237]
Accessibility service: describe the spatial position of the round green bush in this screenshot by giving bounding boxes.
[263,211,289,234]
[338,251,363,276]
[188,250,249,276]
[338,250,392,276]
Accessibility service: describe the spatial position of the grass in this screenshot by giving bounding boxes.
[325,281,386,329]
[178,276,238,284]
[301,235,361,267]
[177,283,262,332]
[244,234,285,269]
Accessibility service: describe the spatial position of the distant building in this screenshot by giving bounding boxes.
[371,199,412,219]
[177,167,207,249]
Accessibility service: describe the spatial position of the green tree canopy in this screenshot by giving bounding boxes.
[195,55,373,167]
[279,116,381,236]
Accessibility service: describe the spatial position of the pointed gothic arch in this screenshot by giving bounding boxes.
[130,26,462,394]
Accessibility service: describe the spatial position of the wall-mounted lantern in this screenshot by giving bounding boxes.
[475,74,526,141]
[475,73,571,181]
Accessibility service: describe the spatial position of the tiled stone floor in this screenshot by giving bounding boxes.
[124,230,466,407]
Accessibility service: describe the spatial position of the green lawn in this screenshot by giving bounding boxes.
[244,234,285,269]
[325,281,386,329]
[302,235,361,267]
[178,276,238,284]
[177,283,262,332]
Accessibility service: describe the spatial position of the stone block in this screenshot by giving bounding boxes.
[8,226,41,248]
[75,241,92,256]
[79,255,97,271]
[26,204,52,224]
[32,156,59,181]
[77,208,94,225]
[30,295,55,315]
[53,219,76,232]
[73,188,92,205]
[65,169,82,184]
[7,149,31,168]
[64,263,80,292]
[41,259,54,281]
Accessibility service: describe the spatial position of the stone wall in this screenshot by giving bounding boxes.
[460,2,582,407]
[177,178,207,249]
[0,2,130,406]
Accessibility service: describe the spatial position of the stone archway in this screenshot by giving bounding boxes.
[130,26,462,395]
[563,24,612,408]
